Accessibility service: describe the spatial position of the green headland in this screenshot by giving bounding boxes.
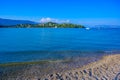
[0,22,85,28]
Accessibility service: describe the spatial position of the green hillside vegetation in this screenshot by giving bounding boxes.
[0,22,85,28]
[13,22,85,28]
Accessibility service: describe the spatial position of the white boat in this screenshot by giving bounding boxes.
[86,27,90,30]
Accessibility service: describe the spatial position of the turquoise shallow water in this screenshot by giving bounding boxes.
[0,28,120,63]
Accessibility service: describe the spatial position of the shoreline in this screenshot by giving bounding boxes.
[43,54,120,80]
[0,54,120,80]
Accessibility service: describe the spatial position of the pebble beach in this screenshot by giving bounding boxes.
[1,54,120,80]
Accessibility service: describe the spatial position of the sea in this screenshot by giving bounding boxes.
[0,28,120,64]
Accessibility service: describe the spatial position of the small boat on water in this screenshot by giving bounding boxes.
[85,27,90,30]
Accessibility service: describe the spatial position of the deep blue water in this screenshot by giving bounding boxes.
[0,28,120,63]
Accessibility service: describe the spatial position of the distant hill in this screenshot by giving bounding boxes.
[0,18,36,26]
[13,22,85,28]
[0,18,85,28]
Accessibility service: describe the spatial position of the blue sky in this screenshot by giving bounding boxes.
[0,0,120,25]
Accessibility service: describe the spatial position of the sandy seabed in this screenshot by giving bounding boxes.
[1,54,120,80]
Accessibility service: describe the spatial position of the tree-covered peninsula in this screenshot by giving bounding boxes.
[0,22,85,28]
[13,22,85,28]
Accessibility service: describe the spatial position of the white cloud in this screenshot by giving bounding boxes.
[40,17,70,23]
[40,18,52,23]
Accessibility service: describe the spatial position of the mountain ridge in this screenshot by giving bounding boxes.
[0,18,37,26]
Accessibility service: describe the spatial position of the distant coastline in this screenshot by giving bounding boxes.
[0,22,85,28]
